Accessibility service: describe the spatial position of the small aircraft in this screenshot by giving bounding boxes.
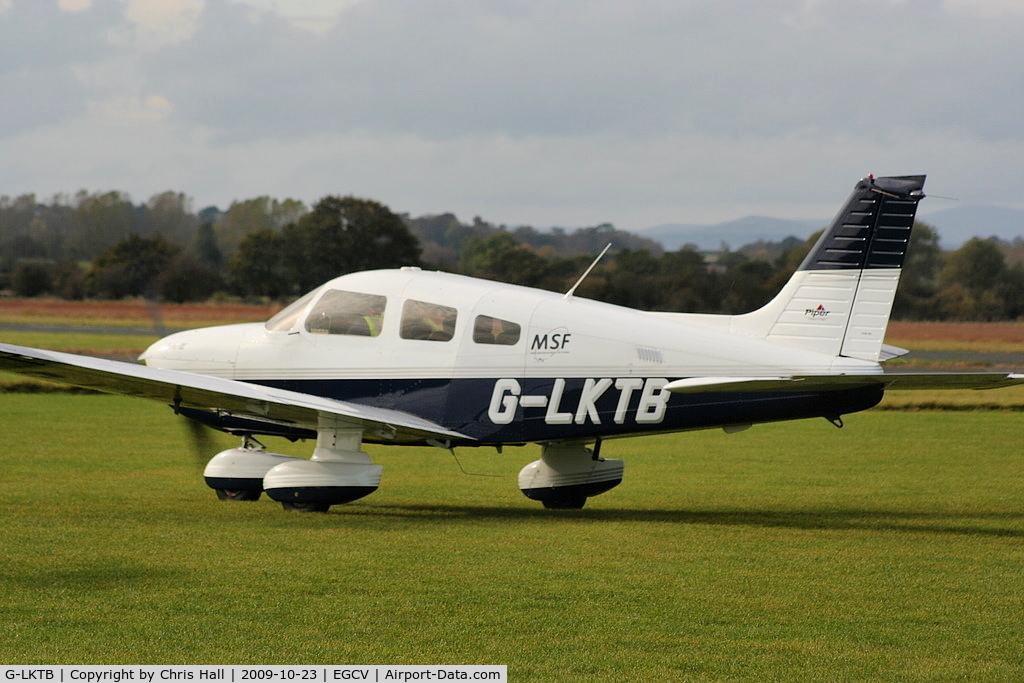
[2,174,1021,511]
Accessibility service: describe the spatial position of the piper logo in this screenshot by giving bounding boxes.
[805,305,830,318]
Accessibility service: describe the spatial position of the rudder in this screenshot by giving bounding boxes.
[730,174,926,361]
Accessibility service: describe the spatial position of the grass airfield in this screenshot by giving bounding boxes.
[2,394,1022,679]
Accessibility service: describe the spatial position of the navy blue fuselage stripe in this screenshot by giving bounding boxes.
[212,377,885,445]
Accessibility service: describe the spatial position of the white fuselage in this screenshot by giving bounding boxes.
[142,268,882,444]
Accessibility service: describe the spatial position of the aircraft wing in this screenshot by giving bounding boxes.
[0,342,471,443]
[664,372,1024,394]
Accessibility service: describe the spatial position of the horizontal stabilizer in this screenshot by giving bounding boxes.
[879,372,1024,390]
[879,344,910,361]
[665,372,1024,394]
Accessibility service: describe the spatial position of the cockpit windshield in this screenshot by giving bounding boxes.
[305,290,387,337]
[265,290,317,332]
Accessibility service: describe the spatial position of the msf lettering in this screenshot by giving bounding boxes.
[531,332,571,350]
[488,377,670,425]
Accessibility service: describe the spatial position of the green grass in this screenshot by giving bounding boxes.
[0,332,157,392]
[1,395,1022,678]
[879,384,1024,410]
[0,330,158,354]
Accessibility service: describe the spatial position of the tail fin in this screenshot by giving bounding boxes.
[730,174,926,361]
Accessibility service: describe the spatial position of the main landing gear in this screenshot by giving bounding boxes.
[518,441,623,509]
[204,424,622,512]
[202,416,382,513]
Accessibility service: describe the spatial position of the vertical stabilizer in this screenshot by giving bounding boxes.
[730,175,926,361]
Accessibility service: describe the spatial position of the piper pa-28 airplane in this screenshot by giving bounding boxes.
[2,174,1021,511]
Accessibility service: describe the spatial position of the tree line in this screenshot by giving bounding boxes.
[1,190,1023,320]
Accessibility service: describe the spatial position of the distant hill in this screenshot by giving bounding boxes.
[640,216,823,251]
[918,205,1024,248]
[640,205,1024,252]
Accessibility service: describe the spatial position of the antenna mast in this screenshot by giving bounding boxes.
[564,243,612,299]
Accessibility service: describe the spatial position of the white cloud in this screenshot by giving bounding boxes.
[58,0,92,12]
[122,0,203,46]
[230,0,365,32]
[87,93,173,122]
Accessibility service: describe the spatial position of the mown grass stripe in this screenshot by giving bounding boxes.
[1,395,1022,678]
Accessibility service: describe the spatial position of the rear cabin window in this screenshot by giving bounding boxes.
[473,315,521,345]
[305,290,386,337]
[400,300,457,342]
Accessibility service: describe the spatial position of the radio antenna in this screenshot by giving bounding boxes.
[564,243,612,299]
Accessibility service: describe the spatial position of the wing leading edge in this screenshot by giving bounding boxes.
[0,342,470,443]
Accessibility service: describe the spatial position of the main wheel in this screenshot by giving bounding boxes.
[519,448,623,510]
[214,488,261,501]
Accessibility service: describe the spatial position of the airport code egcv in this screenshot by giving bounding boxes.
[1,669,505,683]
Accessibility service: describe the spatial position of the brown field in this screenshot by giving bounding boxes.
[887,320,1024,343]
[885,321,1024,356]
[0,297,280,328]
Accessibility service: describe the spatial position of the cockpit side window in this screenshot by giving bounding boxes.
[400,299,457,342]
[305,290,386,337]
[473,315,521,345]
[265,290,317,332]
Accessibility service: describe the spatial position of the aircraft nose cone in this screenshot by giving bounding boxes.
[141,324,252,377]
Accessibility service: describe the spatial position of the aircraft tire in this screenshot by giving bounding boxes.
[214,488,262,501]
[541,496,587,510]
[281,501,331,513]
[519,449,623,510]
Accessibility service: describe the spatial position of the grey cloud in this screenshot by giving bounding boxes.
[0,2,114,68]
[6,0,1021,146]
[0,1,122,136]
[1,0,1022,225]
[130,1,1024,145]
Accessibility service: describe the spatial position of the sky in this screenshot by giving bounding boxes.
[2,0,1022,231]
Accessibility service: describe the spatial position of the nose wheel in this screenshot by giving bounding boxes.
[204,436,302,502]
